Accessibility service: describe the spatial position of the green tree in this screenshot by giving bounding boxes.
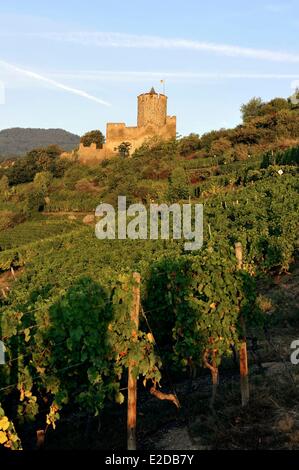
[241,97,263,122]
[7,146,64,185]
[167,167,190,201]
[0,175,10,201]
[24,187,45,214]
[80,130,105,149]
[33,171,53,195]
[210,137,232,157]
[177,133,201,156]
[263,98,289,114]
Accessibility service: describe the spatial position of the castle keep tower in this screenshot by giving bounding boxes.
[137,87,167,127]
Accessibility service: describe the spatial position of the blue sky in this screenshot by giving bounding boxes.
[0,0,299,137]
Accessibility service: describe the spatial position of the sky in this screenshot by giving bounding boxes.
[0,0,299,137]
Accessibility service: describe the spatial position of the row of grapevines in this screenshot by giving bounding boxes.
[0,218,81,251]
[0,172,298,448]
[0,274,161,447]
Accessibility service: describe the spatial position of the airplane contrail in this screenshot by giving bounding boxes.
[2,32,299,64]
[0,59,111,106]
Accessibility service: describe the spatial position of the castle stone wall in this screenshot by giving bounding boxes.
[75,89,176,164]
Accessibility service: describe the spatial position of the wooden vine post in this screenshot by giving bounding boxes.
[36,430,45,449]
[235,242,243,271]
[203,348,219,408]
[235,242,250,407]
[127,272,140,451]
[211,350,219,407]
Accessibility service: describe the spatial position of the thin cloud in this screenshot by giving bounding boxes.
[12,31,299,64]
[0,59,111,106]
[50,70,299,81]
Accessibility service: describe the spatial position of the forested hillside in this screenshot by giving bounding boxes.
[0,128,80,159]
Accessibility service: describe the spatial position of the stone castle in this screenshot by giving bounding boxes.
[75,87,176,163]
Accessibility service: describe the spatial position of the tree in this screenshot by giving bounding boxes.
[200,129,230,151]
[7,154,37,185]
[264,98,289,114]
[0,175,10,201]
[210,138,232,157]
[232,144,249,161]
[33,171,53,195]
[29,145,63,173]
[230,125,260,145]
[117,142,132,158]
[7,146,64,185]
[80,130,105,149]
[24,188,45,214]
[177,134,201,156]
[241,97,263,123]
[167,168,190,201]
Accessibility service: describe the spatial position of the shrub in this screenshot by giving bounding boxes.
[0,211,25,231]
[167,167,190,201]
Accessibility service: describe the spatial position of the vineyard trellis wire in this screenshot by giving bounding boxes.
[0,170,298,450]
[0,272,176,450]
[0,240,258,450]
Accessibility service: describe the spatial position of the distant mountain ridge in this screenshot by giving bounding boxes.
[0,128,80,159]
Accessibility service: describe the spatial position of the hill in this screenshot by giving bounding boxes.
[0,127,80,159]
[0,93,298,451]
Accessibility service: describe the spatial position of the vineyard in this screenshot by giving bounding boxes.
[0,144,298,450]
[0,217,81,251]
[2,0,299,452]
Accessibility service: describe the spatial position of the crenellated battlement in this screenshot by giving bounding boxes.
[137,90,167,128]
